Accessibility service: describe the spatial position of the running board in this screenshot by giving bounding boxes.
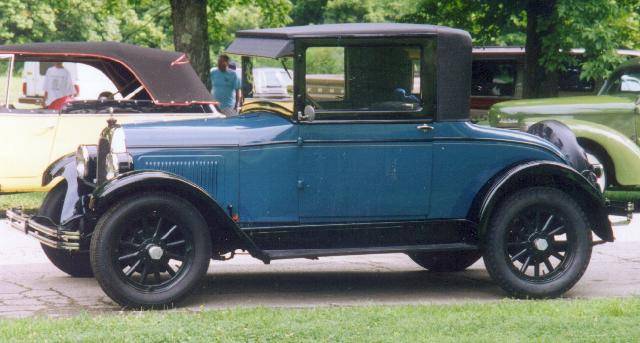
[263,243,478,261]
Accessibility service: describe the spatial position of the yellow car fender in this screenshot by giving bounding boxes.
[523,117,640,186]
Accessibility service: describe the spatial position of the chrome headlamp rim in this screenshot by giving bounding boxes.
[110,127,127,154]
[105,152,133,181]
[75,144,97,180]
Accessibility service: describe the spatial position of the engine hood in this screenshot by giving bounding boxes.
[490,95,637,119]
[120,112,296,148]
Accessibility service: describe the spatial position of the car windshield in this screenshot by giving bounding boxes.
[603,68,640,95]
[241,57,294,100]
[0,57,120,111]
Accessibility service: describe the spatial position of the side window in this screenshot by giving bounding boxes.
[558,65,595,94]
[0,61,120,111]
[304,43,432,120]
[242,56,294,100]
[471,60,517,97]
[619,72,640,92]
[305,47,345,103]
[606,69,640,94]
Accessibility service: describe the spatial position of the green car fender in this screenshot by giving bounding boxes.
[523,117,640,186]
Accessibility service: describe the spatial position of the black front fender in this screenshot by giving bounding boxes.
[41,153,94,224]
[42,153,75,187]
[90,170,265,260]
[471,160,613,242]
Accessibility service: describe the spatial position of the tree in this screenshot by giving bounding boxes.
[169,0,292,89]
[324,0,371,23]
[290,0,327,25]
[170,0,211,88]
[524,0,558,98]
[0,0,171,47]
[403,0,640,98]
[208,0,292,53]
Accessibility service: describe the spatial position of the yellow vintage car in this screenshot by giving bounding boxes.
[0,42,219,193]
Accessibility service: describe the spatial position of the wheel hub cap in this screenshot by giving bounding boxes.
[533,238,549,251]
[147,245,164,260]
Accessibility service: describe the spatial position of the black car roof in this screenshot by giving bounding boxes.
[228,23,469,59]
[228,23,472,121]
[0,42,213,106]
[235,23,466,39]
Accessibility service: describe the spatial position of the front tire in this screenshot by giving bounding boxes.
[409,251,481,272]
[90,192,212,308]
[38,182,93,277]
[483,187,592,298]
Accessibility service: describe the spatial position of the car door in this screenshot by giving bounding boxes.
[297,41,435,223]
[0,111,59,192]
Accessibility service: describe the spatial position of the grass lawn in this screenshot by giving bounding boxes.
[0,298,639,342]
[0,192,45,217]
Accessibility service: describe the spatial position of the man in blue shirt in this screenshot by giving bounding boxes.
[211,54,242,117]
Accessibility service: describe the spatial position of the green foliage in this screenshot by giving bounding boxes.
[208,0,293,55]
[401,1,526,46]
[545,0,640,80]
[0,0,56,44]
[291,0,328,25]
[306,46,344,74]
[324,0,372,23]
[0,0,171,48]
[323,0,415,24]
[403,0,640,81]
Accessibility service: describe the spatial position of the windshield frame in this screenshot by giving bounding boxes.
[0,54,15,108]
[238,55,295,110]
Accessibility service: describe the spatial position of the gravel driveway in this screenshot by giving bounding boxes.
[1,218,639,318]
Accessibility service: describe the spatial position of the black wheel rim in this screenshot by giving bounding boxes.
[111,210,194,292]
[504,205,576,283]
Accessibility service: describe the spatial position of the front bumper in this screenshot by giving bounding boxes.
[5,208,81,250]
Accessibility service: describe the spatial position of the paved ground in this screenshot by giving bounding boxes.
[0,218,639,318]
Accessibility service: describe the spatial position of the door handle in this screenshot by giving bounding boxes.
[416,124,434,132]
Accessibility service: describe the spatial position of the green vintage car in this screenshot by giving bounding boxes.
[488,58,640,204]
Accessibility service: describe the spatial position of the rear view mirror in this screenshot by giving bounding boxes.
[301,105,316,122]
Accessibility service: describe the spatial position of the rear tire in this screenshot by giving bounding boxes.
[38,183,93,278]
[409,251,481,272]
[483,187,592,298]
[90,192,212,308]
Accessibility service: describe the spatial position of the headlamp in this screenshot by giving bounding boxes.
[75,145,97,181]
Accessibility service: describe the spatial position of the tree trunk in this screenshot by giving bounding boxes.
[524,0,558,98]
[170,0,211,90]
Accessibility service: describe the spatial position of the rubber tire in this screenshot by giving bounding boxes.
[409,251,482,272]
[483,187,592,299]
[90,192,212,308]
[38,182,93,278]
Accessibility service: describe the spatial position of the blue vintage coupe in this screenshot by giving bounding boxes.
[8,24,612,307]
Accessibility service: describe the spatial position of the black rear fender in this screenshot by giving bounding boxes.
[470,161,613,242]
